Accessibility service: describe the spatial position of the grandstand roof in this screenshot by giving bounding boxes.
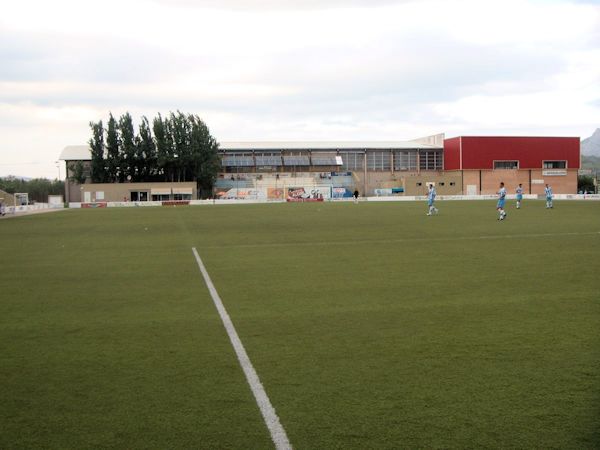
[220,140,441,150]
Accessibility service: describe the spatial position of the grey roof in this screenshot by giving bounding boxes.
[59,145,91,161]
[220,140,441,150]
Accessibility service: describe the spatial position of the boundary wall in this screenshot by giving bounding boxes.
[67,193,600,208]
[2,203,64,215]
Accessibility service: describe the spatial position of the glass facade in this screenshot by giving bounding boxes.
[340,152,364,170]
[367,151,391,171]
[219,148,445,172]
[419,150,443,171]
[394,151,418,171]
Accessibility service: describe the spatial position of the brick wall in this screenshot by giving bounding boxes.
[462,170,577,195]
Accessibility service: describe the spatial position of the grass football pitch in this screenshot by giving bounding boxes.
[1,200,599,449]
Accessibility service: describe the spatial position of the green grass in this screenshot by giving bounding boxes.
[1,200,599,449]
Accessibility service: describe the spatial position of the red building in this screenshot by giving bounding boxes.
[444,136,580,195]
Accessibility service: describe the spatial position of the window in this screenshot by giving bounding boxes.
[419,150,443,170]
[450,182,455,186]
[222,153,254,168]
[367,151,391,171]
[130,191,149,201]
[494,160,519,170]
[416,182,422,186]
[543,160,566,169]
[340,152,364,170]
[255,153,282,166]
[283,152,310,166]
[394,151,417,171]
[439,182,445,186]
[173,193,192,201]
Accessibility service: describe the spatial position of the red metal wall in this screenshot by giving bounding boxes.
[445,136,580,170]
[443,136,461,170]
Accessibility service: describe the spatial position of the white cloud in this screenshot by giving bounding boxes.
[1,0,600,178]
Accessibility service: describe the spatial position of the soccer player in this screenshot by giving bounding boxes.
[497,182,507,220]
[427,184,438,216]
[515,183,523,209]
[545,184,553,208]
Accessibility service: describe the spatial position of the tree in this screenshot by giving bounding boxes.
[90,111,220,195]
[189,115,220,197]
[89,120,106,183]
[153,113,175,182]
[68,161,87,185]
[106,113,121,182]
[119,112,136,181]
[0,176,65,203]
[137,116,156,180]
[170,111,192,182]
[578,175,595,193]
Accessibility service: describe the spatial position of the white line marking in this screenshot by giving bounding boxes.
[198,231,600,250]
[192,247,292,450]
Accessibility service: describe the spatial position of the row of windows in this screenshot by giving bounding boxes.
[494,160,567,170]
[340,151,443,171]
[221,154,567,171]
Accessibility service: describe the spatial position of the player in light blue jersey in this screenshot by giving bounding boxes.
[545,184,553,208]
[515,183,523,209]
[497,182,507,220]
[427,184,438,216]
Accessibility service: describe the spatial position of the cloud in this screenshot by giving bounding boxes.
[1,0,600,178]
[149,0,410,11]
[0,30,195,84]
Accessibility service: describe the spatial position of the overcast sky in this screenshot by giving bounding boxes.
[1,0,600,178]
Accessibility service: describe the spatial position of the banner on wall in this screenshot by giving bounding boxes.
[267,188,284,200]
[81,202,107,208]
[542,170,567,176]
[332,187,353,198]
[215,188,263,200]
[286,187,327,202]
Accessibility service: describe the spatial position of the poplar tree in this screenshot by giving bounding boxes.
[105,113,121,182]
[118,113,136,181]
[89,120,106,183]
[137,116,156,180]
[189,115,220,196]
[90,111,220,196]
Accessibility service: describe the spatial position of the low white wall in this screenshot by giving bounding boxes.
[108,201,163,207]
[4,203,64,214]
[64,193,600,209]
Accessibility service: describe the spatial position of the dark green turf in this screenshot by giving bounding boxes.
[1,200,599,449]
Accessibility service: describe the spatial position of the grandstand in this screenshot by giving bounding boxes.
[218,136,447,198]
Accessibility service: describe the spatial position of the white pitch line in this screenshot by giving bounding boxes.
[192,247,292,450]
[198,230,600,250]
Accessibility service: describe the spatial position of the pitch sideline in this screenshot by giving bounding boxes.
[192,248,292,450]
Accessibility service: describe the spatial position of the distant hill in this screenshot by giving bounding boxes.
[581,155,600,170]
[581,128,600,156]
[0,175,32,181]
